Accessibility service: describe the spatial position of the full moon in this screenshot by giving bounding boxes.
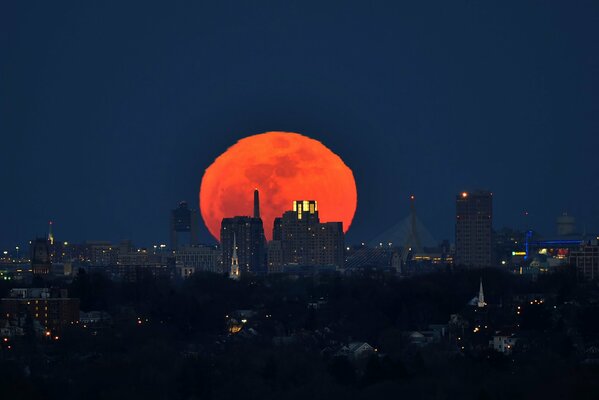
[199,131,357,241]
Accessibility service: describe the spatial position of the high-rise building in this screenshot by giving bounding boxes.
[277,200,344,269]
[455,191,493,268]
[571,239,599,281]
[273,217,282,240]
[267,240,283,273]
[220,190,266,275]
[31,238,51,275]
[170,201,200,250]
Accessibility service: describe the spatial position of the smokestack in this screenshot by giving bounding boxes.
[253,189,260,218]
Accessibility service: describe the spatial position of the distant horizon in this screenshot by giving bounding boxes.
[1,191,593,251]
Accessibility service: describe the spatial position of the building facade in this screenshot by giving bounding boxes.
[31,238,52,275]
[221,217,266,275]
[220,190,267,275]
[175,244,221,274]
[170,201,200,250]
[113,250,176,282]
[276,200,344,269]
[267,240,283,273]
[455,191,493,268]
[571,239,599,280]
[1,288,79,335]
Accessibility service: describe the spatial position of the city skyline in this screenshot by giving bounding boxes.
[0,187,592,252]
[3,2,599,248]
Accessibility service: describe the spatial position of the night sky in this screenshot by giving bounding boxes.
[2,1,598,249]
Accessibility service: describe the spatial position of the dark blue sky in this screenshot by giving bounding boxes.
[2,1,598,249]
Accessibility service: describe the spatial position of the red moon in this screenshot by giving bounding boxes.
[199,131,357,241]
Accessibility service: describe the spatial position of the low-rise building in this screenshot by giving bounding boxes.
[175,244,221,274]
[490,332,518,354]
[0,288,79,335]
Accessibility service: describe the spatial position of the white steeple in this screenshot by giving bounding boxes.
[229,233,240,280]
[48,221,54,245]
[477,278,486,308]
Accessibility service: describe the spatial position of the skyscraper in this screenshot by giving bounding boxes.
[277,200,344,269]
[170,201,199,249]
[455,191,493,268]
[31,238,51,275]
[220,190,266,275]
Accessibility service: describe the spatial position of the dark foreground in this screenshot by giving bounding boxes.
[1,268,599,400]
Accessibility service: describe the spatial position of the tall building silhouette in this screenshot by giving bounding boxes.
[220,190,266,275]
[277,200,344,269]
[170,201,199,249]
[31,238,51,275]
[455,191,493,268]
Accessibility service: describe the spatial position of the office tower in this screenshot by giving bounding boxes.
[220,190,266,275]
[571,239,599,281]
[273,217,282,240]
[31,238,51,275]
[455,191,493,268]
[267,240,283,273]
[278,200,344,269]
[268,215,284,273]
[556,213,576,236]
[170,201,200,249]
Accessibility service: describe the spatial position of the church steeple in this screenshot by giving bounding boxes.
[229,233,240,280]
[477,278,486,308]
[48,221,54,245]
